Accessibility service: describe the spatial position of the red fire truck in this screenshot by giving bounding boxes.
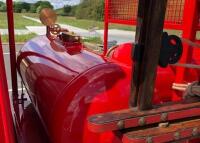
[0,0,200,143]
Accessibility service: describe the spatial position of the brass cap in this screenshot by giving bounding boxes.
[39,8,57,26]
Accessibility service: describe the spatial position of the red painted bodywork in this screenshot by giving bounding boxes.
[0,0,199,143]
[0,35,15,143]
[17,36,200,143]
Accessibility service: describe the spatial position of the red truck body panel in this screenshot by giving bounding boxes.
[16,36,200,143]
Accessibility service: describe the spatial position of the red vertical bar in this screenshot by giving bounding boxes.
[6,0,18,97]
[103,0,109,56]
[175,0,199,83]
[6,0,20,125]
[0,35,15,143]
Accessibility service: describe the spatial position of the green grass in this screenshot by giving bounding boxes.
[55,8,64,15]
[58,16,136,31]
[0,12,40,43]
[1,33,37,43]
[83,37,102,44]
[23,13,136,31]
[0,12,42,29]
[0,12,186,43]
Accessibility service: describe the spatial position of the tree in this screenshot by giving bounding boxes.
[75,0,104,21]
[70,5,77,16]
[29,5,37,13]
[39,1,53,9]
[34,1,43,8]
[63,5,72,14]
[21,2,31,12]
[21,9,27,13]
[0,2,6,12]
[0,4,6,12]
[14,2,23,13]
[13,2,31,13]
[36,1,53,13]
[36,6,42,13]
[94,0,104,20]
[0,1,4,6]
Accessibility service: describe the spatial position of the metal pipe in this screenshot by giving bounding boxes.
[172,63,200,69]
[6,0,18,100]
[103,0,109,56]
[6,0,20,124]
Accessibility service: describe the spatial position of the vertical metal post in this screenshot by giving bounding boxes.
[6,0,18,102]
[6,0,20,123]
[0,35,15,143]
[103,0,109,55]
[130,0,168,110]
[175,0,199,84]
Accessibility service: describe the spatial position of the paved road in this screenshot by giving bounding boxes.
[0,29,31,35]
[23,16,135,44]
[2,44,24,94]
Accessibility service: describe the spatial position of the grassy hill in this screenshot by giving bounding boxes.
[55,8,63,15]
[0,12,41,29]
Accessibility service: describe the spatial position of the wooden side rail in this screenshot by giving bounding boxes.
[88,98,200,133]
[122,118,200,143]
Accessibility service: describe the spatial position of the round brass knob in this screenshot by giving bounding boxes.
[49,24,61,35]
[39,8,57,26]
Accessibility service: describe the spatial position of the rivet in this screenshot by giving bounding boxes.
[97,115,103,118]
[117,120,125,130]
[161,113,168,122]
[139,117,146,126]
[192,128,198,136]
[159,122,169,128]
[174,132,180,140]
[146,137,153,143]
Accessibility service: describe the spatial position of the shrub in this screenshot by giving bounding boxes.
[63,5,72,14]
[36,1,53,13]
[12,1,53,13]
[75,0,104,21]
[13,2,31,13]
[14,2,23,13]
[0,4,6,12]
[21,9,27,13]
[29,5,37,13]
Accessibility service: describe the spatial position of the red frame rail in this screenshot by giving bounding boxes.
[104,0,200,84]
[6,0,20,123]
[104,0,200,29]
[0,35,15,143]
[0,0,20,142]
[6,0,18,99]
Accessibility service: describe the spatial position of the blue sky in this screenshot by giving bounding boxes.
[0,0,80,9]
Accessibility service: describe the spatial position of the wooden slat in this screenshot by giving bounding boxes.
[88,98,200,133]
[122,119,200,143]
[130,0,168,110]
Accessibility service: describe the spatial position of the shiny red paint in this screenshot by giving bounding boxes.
[17,35,200,143]
[16,102,49,143]
[0,35,15,143]
[2,0,200,142]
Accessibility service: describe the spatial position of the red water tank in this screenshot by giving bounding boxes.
[17,36,199,143]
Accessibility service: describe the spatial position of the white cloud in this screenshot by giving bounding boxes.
[0,0,80,9]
